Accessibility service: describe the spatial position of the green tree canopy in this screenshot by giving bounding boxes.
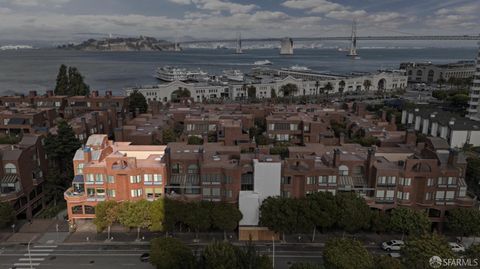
[373,255,402,269]
[67,67,90,96]
[388,207,430,238]
[162,128,176,144]
[402,234,455,269]
[149,198,165,232]
[211,203,242,240]
[94,200,120,232]
[187,136,203,145]
[0,202,15,228]
[323,237,373,269]
[370,210,390,234]
[201,241,239,269]
[54,64,69,95]
[184,201,212,238]
[279,83,298,97]
[335,192,371,233]
[259,196,297,240]
[447,208,480,239]
[129,90,148,116]
[150,237,195,269]
[304,192,338,240]
[289,263,322,269]
[247,86,257,99]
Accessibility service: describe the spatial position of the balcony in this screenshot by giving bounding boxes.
[64,187,86,202]
[0,190,24,201]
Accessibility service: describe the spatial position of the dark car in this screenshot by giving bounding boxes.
[140,253,150,262]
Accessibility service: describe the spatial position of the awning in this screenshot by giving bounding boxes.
[72,174,84,183]
[1,174,19,184]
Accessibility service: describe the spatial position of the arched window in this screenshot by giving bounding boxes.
[72,205,83,214]
[112,160,128,170]
[408,70,412,76]
[4,163,17,174]
[416,70,423,76]
[412,163,431,172]
[339,165,349,176]
[187,164,199,174]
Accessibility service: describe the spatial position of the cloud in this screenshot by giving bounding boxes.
[4,0,70,7]
[167,0,191,4]
[168,0,257,14]
[0,7,12,13]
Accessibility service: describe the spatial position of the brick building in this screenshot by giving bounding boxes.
[0,135,48,220]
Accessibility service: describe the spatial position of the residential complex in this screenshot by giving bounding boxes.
[64,134,166,221]
[64,102,476,231]
[0,135,48,220]
[467,42,480,121]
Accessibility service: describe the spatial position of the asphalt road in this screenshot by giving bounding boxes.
[0,242,385,269]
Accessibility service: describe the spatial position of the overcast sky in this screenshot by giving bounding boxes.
[0,0,479,42]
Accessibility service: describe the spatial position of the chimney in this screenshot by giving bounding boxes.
[404,129,417,145]
[46,90,54,97]
[105,91,112,98]
[83,146,92,163]
[339,132,345,145]
[448,149,459,165]
[29,90,37,97]
[381,110,387,121]
[333,148,341,167]
[367,147,376,167]
[91,90,99,98]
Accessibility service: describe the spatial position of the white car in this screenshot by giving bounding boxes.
[382,240,405,251]
[449,242,465,253]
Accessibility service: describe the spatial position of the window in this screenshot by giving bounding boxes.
[397,191,410,200]
[95,174,104,183]
[131,189,142,197]
[129,175,141,183]
[306,176,316,185]
[447,177,456,185]
[436,191,445,200]
[224,175,232,184]
[458,187,467,197]
[187,164,198,174]
[144,174,153,184]
[425,192,432,201]
[438,177,448,186]
[328,176,336,184]
[87,188,95,197]
[281,176,291,185]
[399,177,411,186]
[446,191,455,200]
[172,163,181,174]
[318,176,327,184]
[107,189,116,197]
[96,188,105,197]
[107,175,115,183]
[153,174,162,184]
[339,165,349,176]
[4,163,17,174]
[281,190,291,198]
[376,190,385,198]
[86,174,95,184]
[77,163,84,174]
[427,178,434,186]
[241,173,254,190]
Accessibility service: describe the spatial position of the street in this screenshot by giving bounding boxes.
[0,242,386,269]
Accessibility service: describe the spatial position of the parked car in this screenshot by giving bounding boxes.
[449,242,465,253]
[382,240,405,251]
[140,253,150,262]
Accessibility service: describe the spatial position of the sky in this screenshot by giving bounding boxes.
[0,0,479,43]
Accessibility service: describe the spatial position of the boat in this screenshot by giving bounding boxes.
[289,65,310,71]
[253,60,273,66]
[222,70,244,81]
[155,66,208,82]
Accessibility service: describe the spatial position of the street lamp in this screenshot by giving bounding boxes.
[27,236,36,269]
[272,236,275,269]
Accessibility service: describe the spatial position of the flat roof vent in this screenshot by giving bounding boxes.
[213,155,220,161]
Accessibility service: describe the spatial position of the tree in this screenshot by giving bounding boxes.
[363,80,371,91]
[67,67,90,96]
[94,200,119,238]
[373,255,402,269]
[0,202,15,228]
[338,80,346,95]
[389,207,430,239]
[129,90,148,116]
[187,136,203,145]
[54,64,69,95]
[211,203,243,240]
[172,88,191,102]
[162,128,177,144]
[370,210,390,234]
[184,201,212,238]
[447,208,480,240]
[150,237,195,269]
[323,82,333,95]
[290,263,322,269]
[201,241,239,269]
[237,240,273,269]
[259,196,296,240]
[323,237,373,269]
[247,86,257,99]
[335,192,371,233]
[402,234,455,269]
[118,200,152,240]
[305,192,338,240]
[314,80,320,95]
[269,144,289,159]
[270,88,277,99]
[465,243,480,260]
[149,198,165,232]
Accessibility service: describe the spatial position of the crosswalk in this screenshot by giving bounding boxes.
[11,245,57,269]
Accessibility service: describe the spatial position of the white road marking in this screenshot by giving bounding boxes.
[14,263,41,266]
[30,249,54,252]
[18,258,45,261]
[24,253,49,256]
[34,245,57,248]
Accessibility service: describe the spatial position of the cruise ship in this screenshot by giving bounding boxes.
[222,70,244,81]
[155,66,208,82]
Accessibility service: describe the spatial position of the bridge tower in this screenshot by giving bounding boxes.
[280,37,294,55]
[347,19,358,57]
[235,32,243,54]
